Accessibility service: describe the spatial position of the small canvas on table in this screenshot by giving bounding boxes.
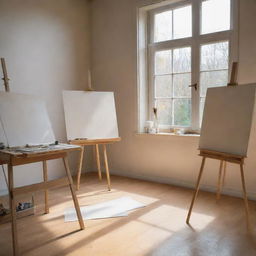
[0,92,55,147]
[199,84,256,156]
[62,91,119,140]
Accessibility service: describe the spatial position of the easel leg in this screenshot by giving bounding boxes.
[8,164,18,256]
[76,146,84,191]
[103,144,111,191]
[221,161,227,192]
[43,161,49,214]
[186,157,206,224]
[240,163,250,230]
[216,160,224,201]
[95,144,102,181]
[63,156,85,230]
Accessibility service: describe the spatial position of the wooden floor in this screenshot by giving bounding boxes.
[1,172,256,256]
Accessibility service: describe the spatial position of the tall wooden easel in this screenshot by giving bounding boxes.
[0,59,85,256]
[186,62,251,230]
[69,70,121,191]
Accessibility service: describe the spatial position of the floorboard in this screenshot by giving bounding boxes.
[1,172,256,256]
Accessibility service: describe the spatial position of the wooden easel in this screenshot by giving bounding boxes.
[186,62,251,230]
[70,138,121,191]
[0,59,85,255]
[0,146,85,256]
[69,71,121,191]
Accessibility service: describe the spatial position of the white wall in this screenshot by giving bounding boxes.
[0,0,91,193]
[90,0,256,199]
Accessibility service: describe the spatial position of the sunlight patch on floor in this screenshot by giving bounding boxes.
[138,204,215,232]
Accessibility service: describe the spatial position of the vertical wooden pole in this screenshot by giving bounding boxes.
[1,58,10,92]
[240,163,250,230]
[186,157,206,224]
[216,160,224,201]
[76,146,84,190]
[63,156,85,230]
[103,144,111,191]
[221,161,227,192]
[42,161,49,214]
[95,144,102,181]
[8,164,18,256]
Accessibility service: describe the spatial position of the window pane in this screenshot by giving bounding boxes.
[155,50,172,75]
[200,70,228,97]
[155,75,172,98]
[200,97,205,125]
[200,42,229,71]
[201,0,230,34]
[174,99,191,126]
[173,73,191,97]
[155,99,172,125]
[173,5,192,39]
[173,47,191,73]
[154,10,172,42]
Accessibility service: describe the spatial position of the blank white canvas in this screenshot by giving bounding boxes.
[64,196,146,222]
[0,92,55,147]
[63,91,119,140]
[199,85,256,156]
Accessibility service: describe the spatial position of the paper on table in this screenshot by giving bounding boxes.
[64,196,146,222]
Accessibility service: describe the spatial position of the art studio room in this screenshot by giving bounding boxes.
[0,0,256,255]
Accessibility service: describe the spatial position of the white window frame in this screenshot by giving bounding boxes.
[137,0,238,133]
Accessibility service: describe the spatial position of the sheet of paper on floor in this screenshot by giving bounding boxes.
[64,196,146,222]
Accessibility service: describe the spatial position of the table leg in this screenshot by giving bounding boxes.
[76,146,84,191]
[42,161,49,214]
[95,144,102,181]
[103,144,111,191]
[8,164,18,256]
[186,157,206,224]
[63,156,85,230]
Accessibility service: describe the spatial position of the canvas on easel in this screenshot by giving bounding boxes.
[199,84,256,156]
[62,90,120,191]
[187,83,256,229]
[62,91,119,140]
[0,92,55,147]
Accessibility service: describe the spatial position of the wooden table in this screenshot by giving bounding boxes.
[0,144,85,256]
[69,138,121,190]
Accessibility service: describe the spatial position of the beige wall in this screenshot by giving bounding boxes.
[0,0,91,193]
[90,0,256,199]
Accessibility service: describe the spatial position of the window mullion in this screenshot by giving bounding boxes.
[148,46,155,122]
[191,0,200,131]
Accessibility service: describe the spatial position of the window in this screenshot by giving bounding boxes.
[138,0,238,132]
[154,47,192,126]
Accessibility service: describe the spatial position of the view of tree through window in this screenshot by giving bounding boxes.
[154,47,191,126]
[200,41,229,123]
[149,0,233,129]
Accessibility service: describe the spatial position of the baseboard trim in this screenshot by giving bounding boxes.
[102,169,256,201]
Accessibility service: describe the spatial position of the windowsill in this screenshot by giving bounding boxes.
[136,132,200,137]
